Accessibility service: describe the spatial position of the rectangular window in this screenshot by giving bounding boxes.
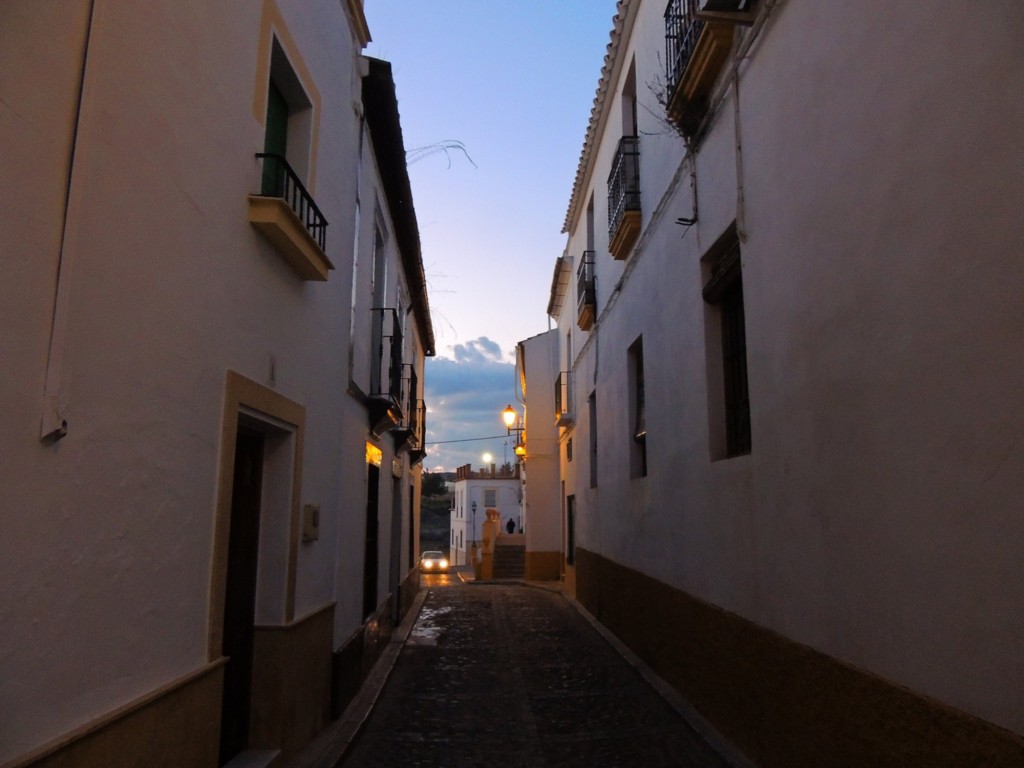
[566,437,573,462]
[484,488,497,508]
[702,227,751,458]
[628,336,647,478]
[588,391,598,488]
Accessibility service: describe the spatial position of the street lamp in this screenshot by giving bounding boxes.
[502,404,517,430]
[501,404,526,458]
[471,500,477,551]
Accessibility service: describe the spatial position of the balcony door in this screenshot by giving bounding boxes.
[261,81,288,195]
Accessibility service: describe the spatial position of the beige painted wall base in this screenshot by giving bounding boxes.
[250,603,334,755]
[575,548,1024,768]
[6,662,224,768]
[525,551,560,581]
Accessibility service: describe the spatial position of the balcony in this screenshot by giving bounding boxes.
[396,397,427,465]
[394,363,426,457]
[554,371,574,428]
[607,137,641,260]
[369,308,404,435]
[576,251,596,331]
[248,153,333,281]
[408,404,427,466]
[664,0,736,137]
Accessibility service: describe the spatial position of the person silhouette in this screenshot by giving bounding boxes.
[506,518,515,534]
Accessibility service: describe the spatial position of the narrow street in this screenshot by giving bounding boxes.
[336,578,738,767]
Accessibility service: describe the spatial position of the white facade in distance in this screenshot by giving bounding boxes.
[449,466,521,566]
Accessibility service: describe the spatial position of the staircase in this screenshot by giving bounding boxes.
[492,534,525,579]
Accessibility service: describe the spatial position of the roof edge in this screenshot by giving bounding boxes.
[561,0,634,235]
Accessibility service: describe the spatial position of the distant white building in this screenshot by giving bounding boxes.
[515,331,562,579]
[449,464,521,566]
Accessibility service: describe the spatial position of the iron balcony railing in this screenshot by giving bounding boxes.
[402,364,419,421]
[554,370,574,426]
[607,136,641,242]
[412,399,426,445]
[664,0,704,96]
[576,250,596,318]
[370,307,403,407]
[255,153,328,252]
[408,401,428,465]
[397,364,426,448]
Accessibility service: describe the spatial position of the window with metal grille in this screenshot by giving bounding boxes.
[702,230,751,458]
[589,391,599,488]
[628,336,648,477]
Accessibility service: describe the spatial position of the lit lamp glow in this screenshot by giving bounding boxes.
[502,405,517,430]
[501,404,525,459]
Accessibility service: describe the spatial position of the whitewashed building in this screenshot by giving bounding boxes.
[0,2,432,765]
[514,331,562,580]
[548,0,1024,765]
[449,465,521,566]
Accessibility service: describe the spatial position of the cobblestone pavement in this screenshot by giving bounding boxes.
[338,583,734,768]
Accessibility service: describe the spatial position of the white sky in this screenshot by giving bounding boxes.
[365,1,618,469]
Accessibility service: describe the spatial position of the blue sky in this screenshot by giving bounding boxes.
[365,1,618,470]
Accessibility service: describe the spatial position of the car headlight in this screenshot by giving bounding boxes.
[439,559,448,569]
[423,559,435,568]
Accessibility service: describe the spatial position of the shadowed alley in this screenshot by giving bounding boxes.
[334,582,739,767]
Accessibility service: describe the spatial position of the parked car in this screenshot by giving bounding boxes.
[419,550,449,573]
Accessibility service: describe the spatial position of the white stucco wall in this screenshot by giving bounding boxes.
[519,331,562,555]
[557,0,1024,735]
[0,0,430,760]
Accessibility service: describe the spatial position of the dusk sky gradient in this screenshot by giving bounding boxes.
[365,2,618,470]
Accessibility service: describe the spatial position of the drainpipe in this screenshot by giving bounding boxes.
[733,71,747,242]
[41,0,97,440]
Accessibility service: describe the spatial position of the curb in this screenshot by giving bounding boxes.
[285,589,429,768]
[566,596,758,768]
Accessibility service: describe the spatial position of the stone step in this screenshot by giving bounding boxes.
[222,750,281,768]
[493,544,525,578]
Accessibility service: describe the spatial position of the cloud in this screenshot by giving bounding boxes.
[422,337,519,472]
[451,336,506,365]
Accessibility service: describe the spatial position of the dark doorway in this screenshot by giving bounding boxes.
[408,482,415,569]
[362,462,380,619]
[220,426,264,765]
[388,477,403,624]
[566,494,576,567]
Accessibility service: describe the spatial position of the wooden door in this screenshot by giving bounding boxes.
[362,463,380,619]
[220,427,264,764]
